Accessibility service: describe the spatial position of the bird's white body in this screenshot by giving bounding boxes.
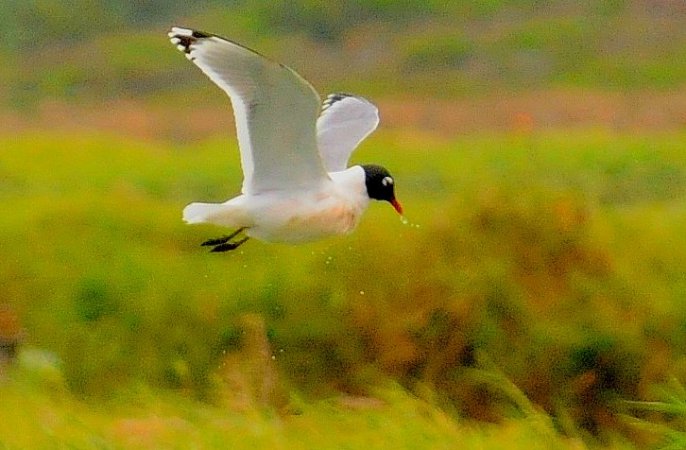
[168,27,396,248]
[183,166,369,243]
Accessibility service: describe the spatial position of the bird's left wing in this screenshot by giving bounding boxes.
[169,27,328,194]
[316,93,380,172]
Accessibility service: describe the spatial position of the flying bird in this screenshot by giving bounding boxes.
[168,27,402,251]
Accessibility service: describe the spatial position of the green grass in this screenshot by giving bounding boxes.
[1,360,593,450]
[2,129,686,447]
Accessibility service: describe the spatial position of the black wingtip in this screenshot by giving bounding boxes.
[169,27,214,54]
[192,30,212,39]
[322,92,356,111]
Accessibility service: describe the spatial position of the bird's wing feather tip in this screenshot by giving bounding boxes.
[170,27,193,35]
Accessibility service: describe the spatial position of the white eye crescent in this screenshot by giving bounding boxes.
[382,176,394,187]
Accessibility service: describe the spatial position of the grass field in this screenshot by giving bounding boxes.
[0,369,586,450]
[2,128,686,448]
[4,1,686,448]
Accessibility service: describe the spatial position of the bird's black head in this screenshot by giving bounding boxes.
[361,164,403,214]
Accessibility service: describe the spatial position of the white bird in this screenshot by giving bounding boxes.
[168,27,402,251]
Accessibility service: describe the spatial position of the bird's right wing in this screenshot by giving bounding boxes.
[169,27,329,194]
[316,93,380,172]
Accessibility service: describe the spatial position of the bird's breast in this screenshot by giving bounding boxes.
[246,190,368,243]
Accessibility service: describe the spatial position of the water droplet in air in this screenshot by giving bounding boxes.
[400,215,421,228]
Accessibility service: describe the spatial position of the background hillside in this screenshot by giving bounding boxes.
[2,1,686,449]
[4,0,686,134]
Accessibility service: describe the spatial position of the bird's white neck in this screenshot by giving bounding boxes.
[329,166,368,201]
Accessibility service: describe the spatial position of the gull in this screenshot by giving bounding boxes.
[168,27,402,252]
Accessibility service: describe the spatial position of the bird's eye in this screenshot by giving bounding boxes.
[382,176,394,187]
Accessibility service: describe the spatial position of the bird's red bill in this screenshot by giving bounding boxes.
[391,198,403,215]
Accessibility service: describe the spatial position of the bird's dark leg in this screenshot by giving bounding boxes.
[210,237,249,252]
[201,236,230,246]
[201,228,245,247]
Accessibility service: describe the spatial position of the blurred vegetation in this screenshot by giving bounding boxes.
[2,129,686,447]
[0,359,591,449]
[4,0,686,108]
[3,0,686,447]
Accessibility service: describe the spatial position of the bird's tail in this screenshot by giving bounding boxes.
[183,202,226,225]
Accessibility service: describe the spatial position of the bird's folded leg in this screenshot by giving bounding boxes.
[210,237,249,252]
[201,228,245,247]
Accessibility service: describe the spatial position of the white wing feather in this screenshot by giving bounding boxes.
[316,94,380,172]
[168,27,328,194]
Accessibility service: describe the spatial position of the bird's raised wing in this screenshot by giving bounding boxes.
[169,27,328,194]
[316,93,380,172]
